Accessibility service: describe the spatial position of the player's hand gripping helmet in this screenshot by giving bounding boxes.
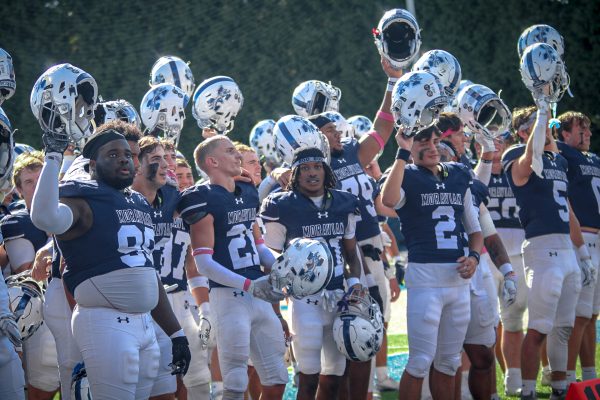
[94,99,141,128]
[517,24,564,60]
[6,272,45,340]
[520,43,570,104]
[149,55,196,98]
[192,76,243,135]
[249,119,281,167]
[274,115,330,165]
[71,362,92,399]
[0,107,15,192]
[30,63,98,142]
[0,48,16,105]
[270,238,335,299]
[333,291,384,362]
[292,80,341,118]
[373,9,421,70]
[457,84,512,140]
[391,71,448,137]
[347,115,373,139]
[140,83,189,143]
[412,50,462,97]
[322,111,354,139]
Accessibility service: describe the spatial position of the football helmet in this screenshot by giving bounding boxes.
[6,272,44,340]
[347,115,373,139]
[140,83,189,143]
[30,63,98,142]
[192,76,243,135]
[14,143,35,156]
[249,119,281,167]
[520,43,569,104]
[291,80,341,118]
[270,238,335,299]
[149,55,196,98]
[71,362,92,399]
[0,107,15,190]
[391,71,448,137]
[333,292,384,362]
[94,99,141,128]
[517,24,564,60]
[457,84,512,140]
[0,48,16,105]
[273,115,330,165]
[412,50,462,97]
[322,111,354,139]
[373,9,421,70]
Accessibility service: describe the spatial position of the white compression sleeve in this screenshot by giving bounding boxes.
[30,155,74,235]
[256,243,276,270]
[461,188,482,235]
[4,238,36,272]
[194,253,247,290]
[531,106,549,178]
[479,205,498,238]
[474,162,492,186]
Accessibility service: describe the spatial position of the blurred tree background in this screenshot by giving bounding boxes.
[2,0,599,171]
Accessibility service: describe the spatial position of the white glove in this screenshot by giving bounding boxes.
[248,276,286,303]
[380,230,392,248]
[474,132,495,153]
[577,245,597,287]
[502,272,518,307]
[198,303,216,350]
[321,289,345,312]
[0,313,22,347]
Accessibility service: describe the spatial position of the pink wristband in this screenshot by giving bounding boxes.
[376,110,394,122]
[255,238,265,245]
[192,247,214,256]
[243,278,252,292]
[368,130,385,150]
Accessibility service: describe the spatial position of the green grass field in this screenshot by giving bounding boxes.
[380,333,600,400]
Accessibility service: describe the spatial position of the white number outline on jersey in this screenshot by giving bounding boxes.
[117,224,155,267]
[339,174,377,217]
[487,197,519,221]
[552,180,569,222]
[227,223,260,269]
[432,206,459,250]
[160,229,190,280]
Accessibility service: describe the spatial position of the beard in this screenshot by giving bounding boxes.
[96,165,134,190]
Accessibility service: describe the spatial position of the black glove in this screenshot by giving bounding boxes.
[42,130,69,154]
[395,261,406,286]
[361,244,382,261]
[170,336,191,376]
[368,285,384,314]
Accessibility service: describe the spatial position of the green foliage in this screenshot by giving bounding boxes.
[2,0,599,170]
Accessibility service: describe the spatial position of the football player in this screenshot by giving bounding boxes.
[260,146,364,399]
[1,152,59,400]
[31,125,191,400]
[381,125,483,400]
[175,158,195,191]
[438,112,473,167]
[178,135,288,400]
[555,111,600,384]
[235,142,263,186]
[501,99,589,399]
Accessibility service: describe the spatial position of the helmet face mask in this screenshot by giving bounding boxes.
[457,84,512,140]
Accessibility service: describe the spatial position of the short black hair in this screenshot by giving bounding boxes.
[414,125,441,142]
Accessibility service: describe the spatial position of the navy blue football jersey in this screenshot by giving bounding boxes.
[159,217,191,291]
[396,162,472,263]
[330,138,380,241]
[260,189,359,290]
[557,141,600,229]
[58,180,156,293]
[178,181,263,288]
[502,144,570,239]
[470,178,489,208]
[0,208,49,252]
[51,236,62,279]
[487,172,521,229]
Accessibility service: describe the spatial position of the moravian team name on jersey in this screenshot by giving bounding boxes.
[330,137,380,241]
[396,162,472,264]
[487,172,521,229]
[260,189,359,290]
[557,141,600,229]
[58,179,155,294]
[502,144,570,239]
[178,181,263,288]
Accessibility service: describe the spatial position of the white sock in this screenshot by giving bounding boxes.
[211,381,224,394]
[505,368,522,391]
[566,370,577,384]
[582,367,597,381]
[522,379,536,396]
[551,380,567,391]
[376,366,388,381]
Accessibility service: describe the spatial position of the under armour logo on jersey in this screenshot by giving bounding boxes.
[233,291,245,297]
[338,158,346,163]
[317,211,328,219]
[117,317,130,323]
[153,211,162,218]
[306,298,319,305]
[235,198,244,205]
[549,251,558,257]
[125,197,135,204]
[492,177,502,184]
[435,183,445,190]
[549,160,557,167]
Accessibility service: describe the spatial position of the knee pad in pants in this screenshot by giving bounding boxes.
[547,326,572,373]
